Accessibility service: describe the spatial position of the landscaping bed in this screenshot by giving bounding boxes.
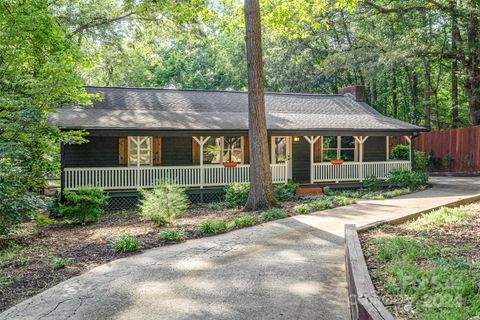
[360,202,480,319]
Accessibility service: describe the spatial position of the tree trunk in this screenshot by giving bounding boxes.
[410,70,419,125]
[244,0,276,210]
[450,0,459,128]
[423,59,432,129]
[392,69,398,118]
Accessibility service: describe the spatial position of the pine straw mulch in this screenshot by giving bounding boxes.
[359,202,480,319]
[0,200,303,312]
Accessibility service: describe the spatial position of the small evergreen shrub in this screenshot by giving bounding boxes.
[261,208,288,222]
[61,188,108,224]
[51,257,70,270]
[158,229,184,242]
[114,235,140,253]
[387,169,428,190]
[426,149,440,171]
[274,180,298,202]
[362,176,380,191]
[224,183,250,208]
[414,150,427,172]
[233,215,258,228]
[294,204,310,214]
[200,220,228,234]
[390,144,410,160]
[139,182,189,226]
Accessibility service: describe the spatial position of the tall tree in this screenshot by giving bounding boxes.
[244,0,276,210]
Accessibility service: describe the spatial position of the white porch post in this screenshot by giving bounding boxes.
[354,136,369,181]
[193,136,210,188]
[304,136,320,184]
[404,136,412,169]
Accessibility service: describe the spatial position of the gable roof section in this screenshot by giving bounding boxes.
[50,86,426,133]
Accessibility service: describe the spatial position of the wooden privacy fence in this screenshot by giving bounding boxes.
[390,126,480,173]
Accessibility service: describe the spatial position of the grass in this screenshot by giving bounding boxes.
[407,207,469,230]
[51,257,70,270]
[113,235,140,253]
[261,208,288,221]
[200,220,229,234]
[158,229,184,242]
[233,216,258,228]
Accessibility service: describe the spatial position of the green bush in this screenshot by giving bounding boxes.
[309,198,334,210]
[261,208,288,222]
[442,154,454,170]
[139,182,189,226]
[333,196,356,206]
[158,229,184,242]
[51,257,70,270]
[274,180,298,202]
[294,204,310,214]
[224,183,250,208]
[387,169,428,190]
[426,149,440,171]
[200,220,228,234]
[61,188,108,224]
[414,150,427,172]
[390,144,410,160]
[114,235,140,253]
[362,176,380,191]
[233,215,258,228]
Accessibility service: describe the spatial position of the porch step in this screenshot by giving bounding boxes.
[296,187,324,196]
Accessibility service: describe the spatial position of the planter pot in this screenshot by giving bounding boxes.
[330,160,344,165]
[223,162,238,168]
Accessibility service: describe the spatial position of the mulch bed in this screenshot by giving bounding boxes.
[359,202,480,319]
[0,201,303,312]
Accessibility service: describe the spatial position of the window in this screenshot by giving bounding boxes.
[203,136,243,164]
[128,136,152,166]
[322,136,357,161]
[272,137,288,163]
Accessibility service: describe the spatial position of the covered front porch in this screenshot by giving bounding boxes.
[62,134,413,191]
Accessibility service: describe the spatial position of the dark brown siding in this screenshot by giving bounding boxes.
[162,137,192,166]
[363,136,387,161]
[64,136,118,167]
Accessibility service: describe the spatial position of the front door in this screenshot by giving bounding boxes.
[271,136,292,179]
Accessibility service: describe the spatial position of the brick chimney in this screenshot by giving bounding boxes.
[338,85,366,102]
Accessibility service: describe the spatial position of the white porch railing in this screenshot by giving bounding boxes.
[312,161,411,183]
[64,164,288,190]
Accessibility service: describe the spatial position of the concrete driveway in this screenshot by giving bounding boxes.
[1,177,479,320]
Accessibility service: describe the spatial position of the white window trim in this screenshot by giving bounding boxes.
[321,136,358,162]
[127,136,153,167]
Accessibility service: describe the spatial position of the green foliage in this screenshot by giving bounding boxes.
[413,150,427,172]
[61,188,108,224]
[361,188,411,200]
[387,169,428,190]
[158,229,184,242]
[233,215,258,228]
[33,212,57,227]
[224,183,249,208]
[309,198,334,210]
[442,154,454,170]
[407,207,469,231]
[294,204,310,214]
[261,208,288,222]
[139,182,189,226]
[207,202,222,210]
[273,180,298,202]
[114,235,140,253]
[372,236,437,262]
[333,196,356,206]
[51,257,70,270]
[390,144,410,161]
[362,176,380,191]
[426,150,441,171]
[200,220,228,234]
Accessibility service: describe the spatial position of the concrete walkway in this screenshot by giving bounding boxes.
[1,177,479,320]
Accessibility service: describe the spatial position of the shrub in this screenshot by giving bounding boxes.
[309,198,334,210]
[51,257,70,270]
[261,208,288,222]
[333,196,356,206]
[224,183,250,208]
[442,154,454,170]
[33,212,57,227]
[200,220,228,234]
[114,235,140,253]
[233,215,258,228]
[387,169,428,190]
[158,229,184,242]
[207,202,222,210]
[362,175,380,191]
[294,204,310,214]
[414,150,427,172]
[139,182,189,226]
[426,149,440,171]
[390,144,410,160]
[274,180,298,202]
[61,188,108,224]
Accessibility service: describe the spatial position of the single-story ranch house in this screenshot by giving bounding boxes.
[51,85,427,208]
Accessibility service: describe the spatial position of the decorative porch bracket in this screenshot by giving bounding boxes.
[193,136,211,188]
[304,136,320,184]
[354,136,369,181]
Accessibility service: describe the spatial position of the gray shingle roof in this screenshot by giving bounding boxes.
[50,86,426,133]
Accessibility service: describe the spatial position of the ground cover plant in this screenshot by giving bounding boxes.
[360,203,480,319]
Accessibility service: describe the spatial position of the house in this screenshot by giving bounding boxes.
[51,85,427,208]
